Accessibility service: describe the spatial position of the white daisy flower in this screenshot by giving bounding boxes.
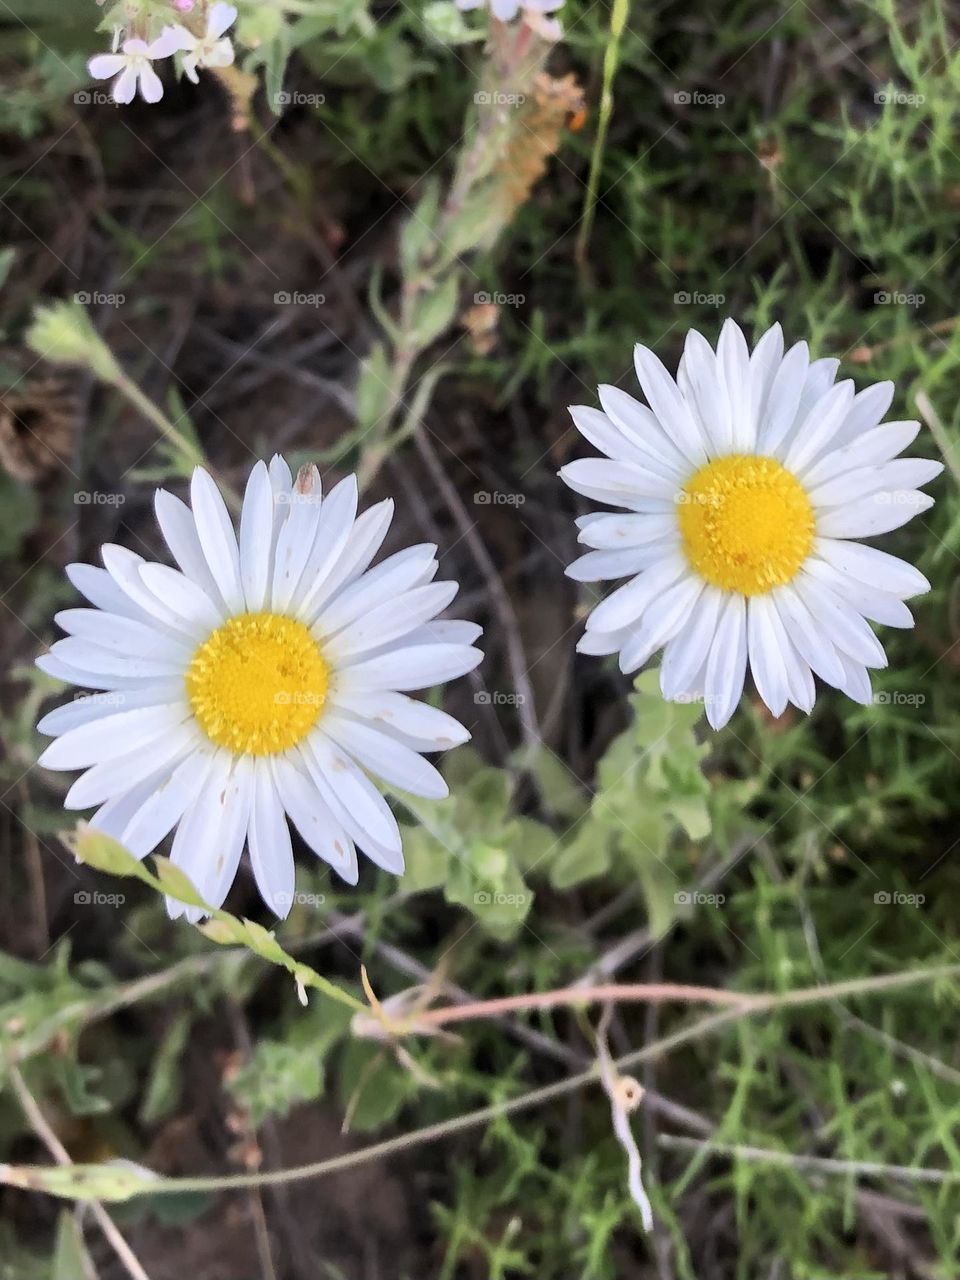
[36,458,482,920]
[561,320,942,729]
[169,2,237,83]
[87,27,185,104]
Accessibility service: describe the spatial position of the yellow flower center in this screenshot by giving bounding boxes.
[186,613,329,756]
[677,454,814,596]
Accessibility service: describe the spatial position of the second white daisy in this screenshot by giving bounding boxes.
[561,320,942,728]
[37,458,482,918]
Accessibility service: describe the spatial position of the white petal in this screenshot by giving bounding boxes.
[329,688,470,751]
[834,652,873,706]
[37,685,182,736]
[121,748,216,857]
[207,2,238,38]
[38,702,190,771]
[36,653,160,692]
[565,544,670,582]
[238,460,274,611]
[560,457,676,506]
[290,476,359,617]
[137,63,164,104]
[270,465,324,612]
[313,545,438,637]
[190,467,244,612]
[771,584,846,687]
[167,752,244,921]
[297,495,392,619]
[793,574,888,668]
[88,53,127,80]
[577,626,631,656]
[585,553,686,633]
[782,380,855,473]
[301,735,404,872]
[799,421,921,488]
[397,620,483,647]
[677,329,732,456]
[756,340,809,454]
[271,756,358,884]
[64,722,199,810]
[802,558,914,628]
[618,574,703,674]
[138,564,223,635]
[817,491,934,537]
[633,344,708,466]
[576,513,676,550]
[660,585,723,699]
[54,609,193,663]
[717,319,755,451]
[831,380,894,450]
[112,65,138,104]
[66,562,144,620]
[322,713,448,799]
[747,595,789,718]
[324,581,459,661]
[48,637,184,682]
[247,760,295,919]
[596,385,689,477]
[569,405,682,481]
[704,594,747,729]
[155,489,225,606]
[148,25,191,57]
[749,322,784,431]
[336,643,482,692]
[813,538,929,598]
[808,458,942,507]
[91,769,170,844]
[101,544,191,633]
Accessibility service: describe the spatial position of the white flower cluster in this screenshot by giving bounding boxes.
[456,0,563,40]
[87,2,237,105]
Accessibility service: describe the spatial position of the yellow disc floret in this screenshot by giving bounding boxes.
[186,612,329,756]
[677,454,814,596]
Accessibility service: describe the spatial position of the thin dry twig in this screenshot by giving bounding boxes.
[9,1066,153,1280]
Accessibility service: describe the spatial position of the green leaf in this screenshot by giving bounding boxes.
[407,273,461,348]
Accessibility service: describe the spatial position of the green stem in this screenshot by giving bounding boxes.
[576,0,630,271]
[9,962,957,1201]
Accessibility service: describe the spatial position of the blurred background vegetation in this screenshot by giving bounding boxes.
[2,0,960,1276]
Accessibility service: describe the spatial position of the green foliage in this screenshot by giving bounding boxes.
[4,0,960,1275]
